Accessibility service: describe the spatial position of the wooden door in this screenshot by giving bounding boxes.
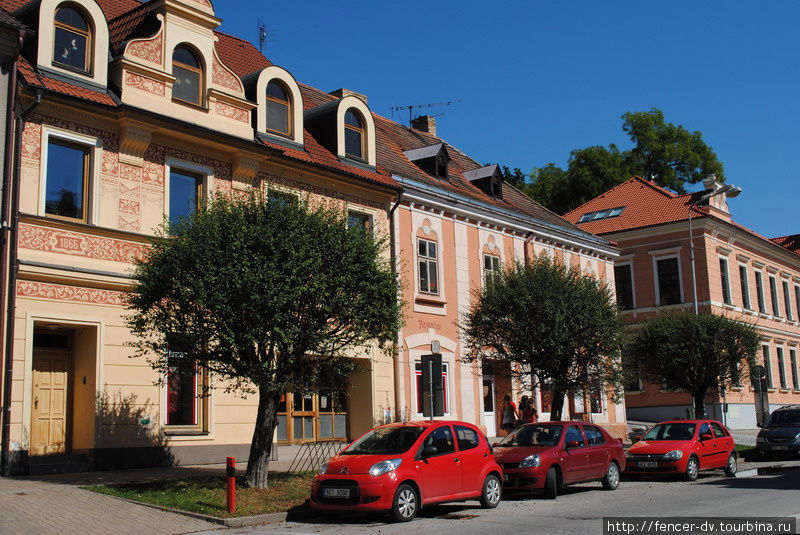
[31,349,72,455]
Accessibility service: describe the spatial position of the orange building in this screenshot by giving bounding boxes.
[565,176,800,429]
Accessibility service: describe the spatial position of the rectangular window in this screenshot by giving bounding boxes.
[166,352,199,427]
[414,361,448,414]
[796,286,800,322]
[418,238,439,294]
[777,347,787,389]
[169,169,202,227]
[770,275,781,316]
[763,346,774,389]
[656,257,681,306]
[614,264,635,310]
[267,189,297,208]
[347,210,371,235]
[755,271,766,313]
[739,265,751,310]
[45,139,90,221]
[730,362,741,387]
[790,349,799,390]
[483,254,501,285]
[784,281,793,321]
[719,258,731,305]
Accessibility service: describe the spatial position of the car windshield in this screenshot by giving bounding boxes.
[342,426,424,455]
[642,423,696,441]
[498,424,563,447]
[766,410,800,427]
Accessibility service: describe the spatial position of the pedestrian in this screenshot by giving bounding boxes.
[500,394,518,434]
[519,395,538,424]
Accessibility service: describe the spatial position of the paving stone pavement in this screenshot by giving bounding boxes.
[0,475,219,535]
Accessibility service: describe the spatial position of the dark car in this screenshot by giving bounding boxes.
[493,422,625,499]
[757,405,800,457]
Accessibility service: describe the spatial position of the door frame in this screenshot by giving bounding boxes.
[21,314,104,456]
[30,331,75,456]
[481,375,496,437]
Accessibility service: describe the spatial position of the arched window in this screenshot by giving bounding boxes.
[266,81,291,136]
[172,45,203,106]
[53,4,91,73]
[344,109,364,160]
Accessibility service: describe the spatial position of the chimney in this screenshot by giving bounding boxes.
[411,115,436,136]
[329,88,367,104]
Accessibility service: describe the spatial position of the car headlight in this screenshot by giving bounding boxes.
[663,450,683,460]
[519,454,541,468]
[318,462,328,475]
[756,436,766,443]
[369,458,402,476]
[792,434,800,444]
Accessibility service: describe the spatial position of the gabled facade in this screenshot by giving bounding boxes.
[565,176,800,429]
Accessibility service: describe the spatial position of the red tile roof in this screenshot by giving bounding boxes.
[770,235,800,254]
[17,56,118,106]
[563,176,706,234]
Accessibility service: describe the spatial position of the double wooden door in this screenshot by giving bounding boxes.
[30,347,73,456]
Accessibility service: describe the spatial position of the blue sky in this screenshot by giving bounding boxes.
[215,1,797,238]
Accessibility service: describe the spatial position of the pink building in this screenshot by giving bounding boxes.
[565,176,800,429]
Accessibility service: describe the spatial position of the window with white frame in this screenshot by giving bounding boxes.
[53,4,92,74]
[769,275,781,317]
[763,345,774,389]
[655,256,681,306]
[168,169,202,229]
[719,258,732,305]
[790,349,799,390]
[777,347,788,389]
[347,210,372,235]
[795,286,800,322]
[739,265,751,310]
[418,238,439,294]
[614,263,635,310]
[783,280,793,321]
[755,271,766,313]
[483,253,501,285]
[414,361,448,414]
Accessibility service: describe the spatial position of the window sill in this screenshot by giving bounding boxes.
[172,98,208,112]
[779,389,791,393]
[742,308,755,315]
[164,429,209,437]
[730,387,743,392]
[794,389,800,394]
[759,313,771,319]
[767,388,777,393]
[415,295,446,307]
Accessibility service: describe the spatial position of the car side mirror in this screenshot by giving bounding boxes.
[421,445,439,458]
[565,441,580,449]
[631,435,642,443]
[700,433,713,441]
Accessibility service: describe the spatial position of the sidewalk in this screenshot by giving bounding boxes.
[0,460,292,535]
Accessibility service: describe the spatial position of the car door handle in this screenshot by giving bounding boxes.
[483,453,488,457]
[453,457,460,462]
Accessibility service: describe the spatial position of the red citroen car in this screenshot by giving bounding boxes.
[625,419,737,480]
[493,422,625,499]
[310,421,503,522]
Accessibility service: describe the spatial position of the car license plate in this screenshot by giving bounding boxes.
[638,461,658,468]
[772,446,789,451]
[323,488,350,498]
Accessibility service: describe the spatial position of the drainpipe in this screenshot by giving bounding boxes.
[1,83,41,476]
[389,192,402,421]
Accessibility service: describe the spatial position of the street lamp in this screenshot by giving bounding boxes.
[688,178,741,315]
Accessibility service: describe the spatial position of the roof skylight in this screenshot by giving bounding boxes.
[578,206,625,223]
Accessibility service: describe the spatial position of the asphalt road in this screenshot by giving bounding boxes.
[201,469,800,535]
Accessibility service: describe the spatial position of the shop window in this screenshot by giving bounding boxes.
[165,351,205,428]
[415,361,448,414]
[45,139,89,222]
[53,4,91,73]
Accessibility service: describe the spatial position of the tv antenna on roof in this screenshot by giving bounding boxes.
[257,20,269,54]
[389,100,461,125]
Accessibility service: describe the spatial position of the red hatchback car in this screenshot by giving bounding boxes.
[493,422,625,499]
[310,420,503,522]
[625,419,737,481]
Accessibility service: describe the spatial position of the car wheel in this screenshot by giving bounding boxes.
[723,453,738,477]
[479,474,502,508]
[684,456,699,482]
[390,483,418,523]
[602,461,620,490]
[544,467,559,499]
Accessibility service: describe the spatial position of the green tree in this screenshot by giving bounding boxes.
[126,193,401,489]
[525,108,725,214]
[625,312,759,419]
[462,256,624,421]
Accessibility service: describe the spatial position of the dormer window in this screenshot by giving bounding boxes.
[172,45,203,106]
[53,4,91,73]
[344,110,365,160]
[404,143,451,181]
[435,155,448,179]
[266,81,291,136]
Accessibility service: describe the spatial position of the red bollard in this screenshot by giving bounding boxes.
[226,456,236,514]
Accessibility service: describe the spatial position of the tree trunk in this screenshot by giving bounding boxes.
[245,386,279,489]
[549,389,565,421]
[693,393,706,420]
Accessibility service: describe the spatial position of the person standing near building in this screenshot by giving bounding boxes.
[519,395,538,424]
[500,394,518,434]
